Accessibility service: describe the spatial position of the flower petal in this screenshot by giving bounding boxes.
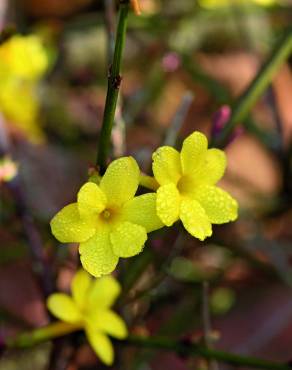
[156,183,180,226]
[47,293,82,323]
[71,269,92,309]
[196,148,227,185]
[88,275,121,309]
[77,182,107,217]
[194,185,238,224]
[89,310,127,339]
[100,157,139,207]
[50,203,96,243]
[180,131,208,175]
[86,330,114,365]
[110,222,147,258]
[152,146,181,186]
[122,193,164,232]
[180,198,212,241]
[79,231,119,277]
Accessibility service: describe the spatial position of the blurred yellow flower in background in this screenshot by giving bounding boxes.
[0,35,49,142]
[47,269,127,366]
[199,0,276,8]
[0,35,48,80]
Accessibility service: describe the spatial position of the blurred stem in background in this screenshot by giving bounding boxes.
[97,0,130,172]
[4,322,292,370]
[202,281,219,370]
[103,0,116,62]
[212,29,292,148]
[0,115,54,297]
[126,335,292,370]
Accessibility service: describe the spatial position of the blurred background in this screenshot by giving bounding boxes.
[1,0,292,369]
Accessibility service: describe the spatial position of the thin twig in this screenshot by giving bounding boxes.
[125,335,292,370]
[97,0,130,172]
[5,322,292,370]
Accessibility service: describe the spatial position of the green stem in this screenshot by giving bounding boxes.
[5,324,291,370]
[6,322,80,349]
[212,29,292,148]
[126,335,292,370]
[97,0,130,172]
[139,174,159,191]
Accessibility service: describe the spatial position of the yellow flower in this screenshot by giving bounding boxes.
[51,157,163,277]
[152,131,238,241]
[47,270,127,365]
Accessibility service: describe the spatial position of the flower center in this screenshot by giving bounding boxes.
[177,175,196,196]
[102,210,111,220]
[99,207,120,227]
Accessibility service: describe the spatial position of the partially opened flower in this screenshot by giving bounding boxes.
[152,131,238,240]
[47,270,127,365]
[51,157,163,277]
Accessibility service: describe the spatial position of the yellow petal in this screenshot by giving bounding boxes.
[194,185,238,224]
[47,293,82,323]
[152,146,182,186]
[156,183,180,226]
[100,157,139,207]
[79,231,119,277]
[50,203,96,243]
[110,222,147,258]
[180,199,212,241]
[122,193,164,232]
[86,330,114,365]
[180,131,208,175]
[88,275,121,309]
[89,310,127,339]
[77,182,107,217]
[196,149,227,185]
[71,269,92,309]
